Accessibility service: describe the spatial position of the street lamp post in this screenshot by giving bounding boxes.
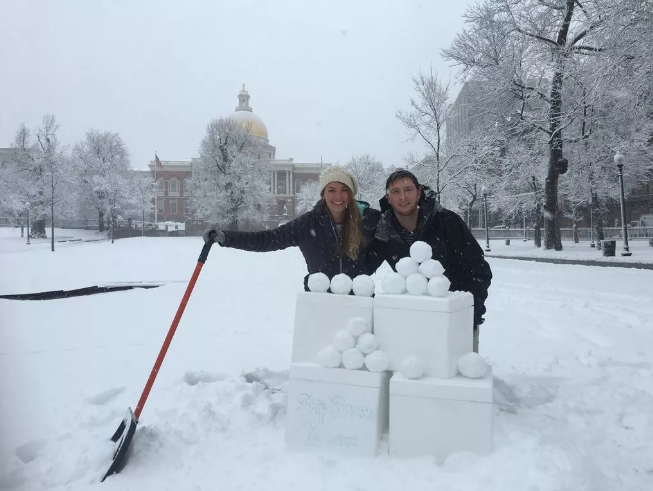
[25,202,30,245]
[614,152,632,256]
[482,186,491,252]
[523,207,527,242]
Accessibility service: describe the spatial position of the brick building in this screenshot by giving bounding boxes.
[148,86,327,226]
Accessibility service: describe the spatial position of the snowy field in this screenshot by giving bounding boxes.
[1,226,653,491]
[485,236,653,265]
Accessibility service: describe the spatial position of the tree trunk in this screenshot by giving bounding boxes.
[98,210,104,232]
[534,202,542,248]
[592,192,605,241]
[32,218,47,238]
[51,199,55,252]
[573,223,579,243]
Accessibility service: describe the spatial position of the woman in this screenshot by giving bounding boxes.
[203,165,381,290]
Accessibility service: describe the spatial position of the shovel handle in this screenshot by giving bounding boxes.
[134,240,214,420]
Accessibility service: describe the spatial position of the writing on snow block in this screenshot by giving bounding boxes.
[295,392,376,448]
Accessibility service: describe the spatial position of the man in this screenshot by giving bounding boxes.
[367,170,492,353]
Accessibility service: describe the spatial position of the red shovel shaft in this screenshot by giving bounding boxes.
[134,243,211,420]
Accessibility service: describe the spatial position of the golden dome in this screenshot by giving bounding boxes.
[230,84,269,141]
[230,110,268,140]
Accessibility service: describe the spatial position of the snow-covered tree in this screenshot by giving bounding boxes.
[443,0,614,250]
[132,172,156,233]
[295,180,321,214]
[5,117,72,248]
[397,69,456,202]
[73,130,132,238]
[191,118,271,230]
[345,154,386,207]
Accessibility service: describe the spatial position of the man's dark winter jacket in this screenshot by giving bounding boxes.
[222,199,381,290]
[367,187,492,324]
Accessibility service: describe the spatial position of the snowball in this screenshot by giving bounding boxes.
[330,274,353,295]
[356,332,377,354]
[401,356,426,379]
[396,257,419,277]
[410,241,432,263]
[352,275,375,297]
[333,329,355,352]
[364,350,389,372]
[428,276,451,297]
[382,272,406,294]
[342,348,365,370]
[307,272,330,292]
[347,317,370,337]
[406,273,428,295]
[458,352,488,378]
[419,259,445,279]
[318,345,342,368]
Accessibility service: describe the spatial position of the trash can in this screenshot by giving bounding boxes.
[505,239,511,246]
[602,240,616,257]
[649,238,653,247]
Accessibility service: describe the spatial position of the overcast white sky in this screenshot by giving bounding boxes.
[0,0,474,170]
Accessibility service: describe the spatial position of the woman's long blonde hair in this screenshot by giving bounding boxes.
[321,185,363,261]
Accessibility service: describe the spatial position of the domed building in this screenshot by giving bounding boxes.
[148,86,328,227]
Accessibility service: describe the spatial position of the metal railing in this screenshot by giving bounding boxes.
[470,226,653,241]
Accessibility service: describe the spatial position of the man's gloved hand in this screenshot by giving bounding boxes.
[203,227,225,244]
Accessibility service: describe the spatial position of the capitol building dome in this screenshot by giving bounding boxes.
[230,85,269,142]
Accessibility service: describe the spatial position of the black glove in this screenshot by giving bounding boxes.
[203,227,225,244]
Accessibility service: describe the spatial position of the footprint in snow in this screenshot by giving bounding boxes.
[87,387,124,405]
[183,371,224,386]
[15,440,47,464]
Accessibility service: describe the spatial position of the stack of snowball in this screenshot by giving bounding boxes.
[382,241,450,297]
[317,317,389,372]
[307,271,375,296]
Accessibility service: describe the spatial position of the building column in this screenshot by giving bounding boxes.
[286,170,289,195]
[270,171,273,193]
[290,169,293,195]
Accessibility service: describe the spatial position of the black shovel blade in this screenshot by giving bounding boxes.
[101,407,138,482]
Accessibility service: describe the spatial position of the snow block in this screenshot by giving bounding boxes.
[373,292,474,379]
[292,292,374,364]
[389,369,493,460]
[286,363,391,457]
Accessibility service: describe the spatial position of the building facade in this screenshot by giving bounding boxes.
[148,86,327,226]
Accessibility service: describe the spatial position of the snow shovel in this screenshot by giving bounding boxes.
[101,233,217,482]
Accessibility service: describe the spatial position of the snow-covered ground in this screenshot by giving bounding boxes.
[484,236,653,264]
[1,227,652,491]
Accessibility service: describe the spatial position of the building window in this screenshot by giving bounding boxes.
[170,200,177,215]
[157,178,165,196]
[183,179,191,196]
[276,170,286,195]
[169,178,179,196]
[157,201,164,214]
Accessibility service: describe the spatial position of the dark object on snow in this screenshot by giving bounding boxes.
[649,238,653,247]
[602,240,616,257]
[368,186,492,325]
[505,239,511,246]
[220,199,380,290]
[0,284,160,301]
[101,234,216,482]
